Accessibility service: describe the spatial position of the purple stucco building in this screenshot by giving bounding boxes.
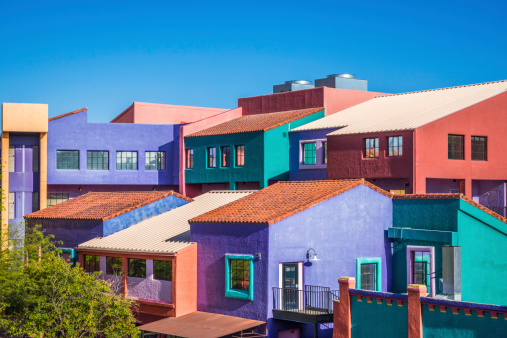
[189,179,393,338]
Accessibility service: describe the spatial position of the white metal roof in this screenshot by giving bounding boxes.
[291,80,507,135]
[78,190,254,254]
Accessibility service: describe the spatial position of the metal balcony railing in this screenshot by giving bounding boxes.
[486,206,506,218]
[272,285,339,316]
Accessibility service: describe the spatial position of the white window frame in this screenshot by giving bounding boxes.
[298,139,327,170]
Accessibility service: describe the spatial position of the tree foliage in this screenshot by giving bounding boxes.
[0,224,139,337]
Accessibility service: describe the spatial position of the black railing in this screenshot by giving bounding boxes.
[486,206,506,218]
[272,285,339,315]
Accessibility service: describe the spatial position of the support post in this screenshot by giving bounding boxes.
[39,132,47,209]
[333,277,355,338]
[1,132,9,251]
[122,256,128,298]
[407,284,426,338]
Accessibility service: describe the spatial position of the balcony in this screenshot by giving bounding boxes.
[272,285,339,324]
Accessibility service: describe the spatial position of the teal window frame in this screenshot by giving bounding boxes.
[225,254,254,301]
[356,257,382,291]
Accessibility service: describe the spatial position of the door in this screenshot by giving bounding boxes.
[282,263,299,310]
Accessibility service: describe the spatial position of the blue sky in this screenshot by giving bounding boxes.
[1,0,507,122]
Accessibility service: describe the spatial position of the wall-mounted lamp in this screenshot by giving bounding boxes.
[78,186,82,192]
[255,253,262,259]
[306,248,319,261]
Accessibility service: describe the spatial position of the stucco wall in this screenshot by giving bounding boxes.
[190,222,269,321]
[393,199,460,232]
[26,218,103,248]
[289,129,334,181]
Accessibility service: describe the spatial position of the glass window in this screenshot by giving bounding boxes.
[207,147,216,168]
[57,150,79,170]
[390,190,406,195]
[84,255,100,273]
[236,145,245,167]
[388,136,403,157]
[230,259,250,291]
[303,142,316,165]
[8,192,15,219]
[32,145,39,173]
[448,135,464,160]
[9,145,14,172]
[471,136,487,161]
[106,256,122,275]
[128,258,146,278]
[153,260,172,281]
[323,141,327,164]
[413,251,430,292]
[32,192,39,213]
[364,138,379,158]
[221,146,230,167]
[186,149,194,169]
[360,263,377,291]
[116,151,138,170]
[87,151,109,170]
[145,151,166,170]
[47,193,69,207]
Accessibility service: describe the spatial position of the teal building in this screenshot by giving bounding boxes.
[184,107,324,194]
[389,194,507,306]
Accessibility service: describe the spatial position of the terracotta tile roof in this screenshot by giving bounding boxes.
[393,193,507,224]
[25,191,192,221]
[48,108,88,121]
[189,179,392,225]
[186,107,324,137]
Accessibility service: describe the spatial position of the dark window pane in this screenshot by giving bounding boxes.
[87,151,109,170]
[236,145,245,167]
[360,263,377,291]
[364,138,379,158]
[221,146,230,167]
[448,135,464,160]
[84,255,100,273]
[153,260,172,281]
[145,151,166,170]
[186,149,194,169]
[207,147,216,168]
[471,136,487,161]
[303,143,316,165]
[128,258,146,278]
[388,136,403,157]
[106,256,122,275]
[230,259,249,291]
[116,151,138,170]
[57,150,79,170]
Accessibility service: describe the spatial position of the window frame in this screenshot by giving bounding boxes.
[47,193,69,207]
[225,254,254,301]
[471,136,487,161]
[116,151,138,170]
[185,148,194,169]
[57,150,79,170]
[364,138,379,158]
[302,142,317,165]
[8,192,15,219]
[406,246,435,297]
[207,147,217,168]
[356,257,382,291]
[9,145,15,172]
[448,134,464,160]
[87,150,109,170]
[128,258,146,278]
[298,139,327,169]
[84,255,100,273]
[106,256,122,276]
[388,136,403,157]
[145,151,166,170]
[235,145,245,167]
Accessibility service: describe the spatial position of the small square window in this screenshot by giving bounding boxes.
[153,260,172,281]
[186,149,194,169]
[303,143,316,165]
[87,151,109,170]
[364,138,379,158]
[57,150,79,170]
[471,136,487,161]
[106,256,122,275]
[221,146,230,167]
[128,258,146,278]
[448,135,464,160]
[236,145,245,167]
[207,147,217,168]
[84,255,100,273]
[145,151,166,170]
[388,136,403,157]
[356,257,381,291]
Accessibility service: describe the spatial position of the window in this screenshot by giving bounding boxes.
[364,138,379,158]
[388,136,403,157]
[323,142,327,164]
[356,257,381,291]
[57,150,79,169]
[303,143,316,165]
[87,151,109,170]
[9,145,14,172]
[236,145,245,167]
[106,256,122,275]
[471,136,487,161]
[47,193,69,207]
[128,258,146,278]
[207,147,216,168]
[32,192,39,213]
[225,254,254,301]
[116,151,138,170]
[186,149,194,169]
[32,145,39,173]
[407,246,435,297]
[413,251,430,288]
[153,260,172,281]
[448,135,464,160]
[84,255,100,273]
[8,192,14,219]
[145,151,166,170]
[221,146,230,167]
[390,190,406,195]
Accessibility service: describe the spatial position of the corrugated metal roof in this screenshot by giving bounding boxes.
[78,190,254,253]
[291,80,507,135]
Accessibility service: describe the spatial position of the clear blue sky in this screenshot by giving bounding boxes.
[1,0,507,122]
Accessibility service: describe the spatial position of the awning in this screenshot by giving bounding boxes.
[139,311,266,338]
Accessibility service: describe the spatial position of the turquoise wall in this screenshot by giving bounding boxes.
[351,296,408,337]
[457,200,507,305]
[393,199,459,231]
[422,305,507,337]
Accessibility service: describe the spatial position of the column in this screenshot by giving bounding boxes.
[1,132,9,250]
[407,284,426,338]
[39,133,47,209]
[333,277,355,338]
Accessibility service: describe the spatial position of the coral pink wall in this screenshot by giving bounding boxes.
[174,244,197,317]
[179,107,243,197]
[238,87,386,116]
[111,102,229,124]
[414,91,507,197]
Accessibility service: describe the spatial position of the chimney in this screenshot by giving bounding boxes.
[315,74,368,91]
[442,246,461,300]
[273,80,314,94]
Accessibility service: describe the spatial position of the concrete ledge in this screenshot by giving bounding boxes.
[388,227,457,245]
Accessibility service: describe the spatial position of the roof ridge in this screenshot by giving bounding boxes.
[48,108,88,121]
[375,79,507,98]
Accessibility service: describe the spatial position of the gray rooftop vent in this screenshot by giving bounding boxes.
[315,73,367,91]
[273,80,314,93]
[285,80,313,85]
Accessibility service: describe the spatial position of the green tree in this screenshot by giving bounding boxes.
[0,224,139,337]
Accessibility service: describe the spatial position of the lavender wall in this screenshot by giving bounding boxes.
[190,222,269,321]
[472,179,506,210]
[267,184,393,337]
[47,110,181,187]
